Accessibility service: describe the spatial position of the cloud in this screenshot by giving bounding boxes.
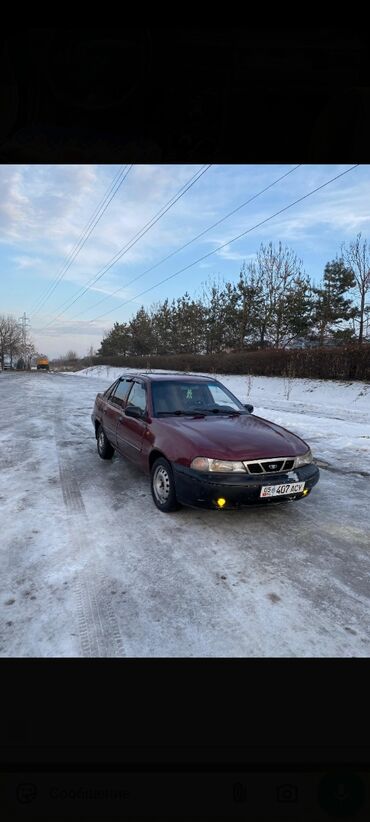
[0,165,98,243]
[12,255,44,269]
[0,165,215,308]
[215,245,252,262]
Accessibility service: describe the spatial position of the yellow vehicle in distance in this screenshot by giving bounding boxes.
[36,356,49,371]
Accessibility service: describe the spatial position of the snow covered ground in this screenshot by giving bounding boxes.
[1,368,369,657]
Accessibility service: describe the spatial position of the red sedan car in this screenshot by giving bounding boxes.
[91,373,319,512]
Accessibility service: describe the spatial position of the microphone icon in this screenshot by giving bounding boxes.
[233,781,247,803]
[335,783,349,801]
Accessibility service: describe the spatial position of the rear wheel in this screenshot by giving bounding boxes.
[97,425,114,460]
[151,457,180,512]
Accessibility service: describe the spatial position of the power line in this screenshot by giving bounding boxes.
[30,164,132,317]
[41,165,212,327]
[30,165,132,313]
[18,312,30,343]
[30,164,127,316]
[18,312,31,365]
[30,164,129,316]
[70,164,302,321]
[45,164,211,321]
[40,165,212,330]
[88,164,360,323]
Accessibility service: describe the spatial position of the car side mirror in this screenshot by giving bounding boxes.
[125,405,144,419]
[244,403,254,413]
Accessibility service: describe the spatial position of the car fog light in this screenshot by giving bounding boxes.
[303,489,309,496]
[217,498,226,508]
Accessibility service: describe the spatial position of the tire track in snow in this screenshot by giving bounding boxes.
[54,403,125,657]
[58,464,86,516]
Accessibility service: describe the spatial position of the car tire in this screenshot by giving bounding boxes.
[97,425,114,460]
[151,457,180,513]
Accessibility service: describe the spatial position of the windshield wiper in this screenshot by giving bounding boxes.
[156,409,205,418]
[203,406,242,416]
[156,410,184,416]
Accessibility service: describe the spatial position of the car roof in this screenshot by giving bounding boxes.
[117,372,213,383]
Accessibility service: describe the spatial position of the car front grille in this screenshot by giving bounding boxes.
[243,457,295,474]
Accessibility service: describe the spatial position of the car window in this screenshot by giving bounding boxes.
[151,382,213,413]
[207,383,241,411]
[176,383,214,408]
[126,381,147,413]
[110,378,132,407]
[104,380,119,398]
[151,380,246,415]
[151,382,179,414]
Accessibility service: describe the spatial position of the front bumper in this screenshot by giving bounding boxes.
[172,463,320,510]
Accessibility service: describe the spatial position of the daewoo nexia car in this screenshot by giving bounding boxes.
[91,373,319,512]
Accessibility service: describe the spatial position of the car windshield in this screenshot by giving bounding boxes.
[151,380,247,416]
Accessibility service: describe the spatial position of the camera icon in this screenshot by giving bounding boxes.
[16,783,38,804]
[276,783,298,803]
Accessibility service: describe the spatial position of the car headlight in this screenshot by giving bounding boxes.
[190,457,246,473]
[294,449,313,468]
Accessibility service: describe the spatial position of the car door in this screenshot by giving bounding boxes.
[116,380,149,466]
[102,378,133,447]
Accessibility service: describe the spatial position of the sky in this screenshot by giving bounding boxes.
[0,163,369,359]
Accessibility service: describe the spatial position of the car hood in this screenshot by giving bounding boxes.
[157,413,308,461]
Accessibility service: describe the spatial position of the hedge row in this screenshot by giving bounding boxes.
[80,344,370,381]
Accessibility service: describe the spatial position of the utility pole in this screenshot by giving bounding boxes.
[18,312,30,368]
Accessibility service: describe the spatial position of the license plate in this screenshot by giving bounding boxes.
[260,482,305,498]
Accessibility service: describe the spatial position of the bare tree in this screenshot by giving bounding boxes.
[87,345,95,366]
[0,315,23,370]
[66,350,78,362]
[253,242,308,347]
[341,233,370,343]
[24,339,36,369]
[0,316,8,370]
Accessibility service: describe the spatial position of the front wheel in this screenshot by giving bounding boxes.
[97,425,114,460]
[151,457,180,512]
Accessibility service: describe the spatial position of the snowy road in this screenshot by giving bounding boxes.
[1,370,369,657]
